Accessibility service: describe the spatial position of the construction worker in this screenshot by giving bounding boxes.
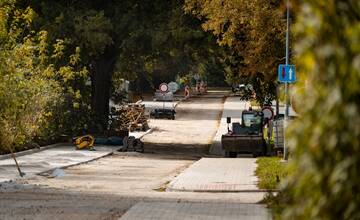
[184,85,190,100]
[200,81,205,94]
[196,82,200,94]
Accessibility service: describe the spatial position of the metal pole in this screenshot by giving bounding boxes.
[283,0,290,161]
[276,86,279,116]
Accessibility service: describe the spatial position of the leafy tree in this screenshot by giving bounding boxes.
[0,2,89,155]
[113,0,226,91]
[1,0,227,137]
[185,0,286,105]
[22,0,225,130]
[0,5,60,153]
[277,1,360,219]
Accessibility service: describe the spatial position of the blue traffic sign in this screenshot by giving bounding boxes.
[278,65,296,83]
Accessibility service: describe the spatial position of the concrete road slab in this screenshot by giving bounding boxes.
[0,144,119,183]
[119,202,271,220]
[142,93,226,147]
[167,158,259,192]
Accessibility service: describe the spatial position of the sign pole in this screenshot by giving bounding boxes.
[283,0,290,161]
[159,83,169,111]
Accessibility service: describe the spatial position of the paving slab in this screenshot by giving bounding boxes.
[119,202,271,220]
[0,144,119,183]
[209,97,249,156]
[167,158,260,192]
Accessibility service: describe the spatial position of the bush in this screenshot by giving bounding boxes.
[279,1,360,219]
[0,5,90,153]
[0,38,61,154]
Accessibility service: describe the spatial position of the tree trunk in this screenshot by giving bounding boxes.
[91,47,117,133]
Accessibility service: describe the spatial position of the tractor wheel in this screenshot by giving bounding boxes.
[226,151,237,158]
[225,151,230,158]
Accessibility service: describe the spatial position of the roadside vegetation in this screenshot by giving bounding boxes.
[255,157,288,190]
[2,0,358,218]
[190,0,360,219]
[0,0,285,154]
[0,0,227,154]
[275,1,360,219]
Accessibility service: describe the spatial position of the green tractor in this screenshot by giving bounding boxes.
[221,110,266,158]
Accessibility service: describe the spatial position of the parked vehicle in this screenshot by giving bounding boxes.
[154,91,174,101]
[231,84,254,100]
[150,108,176,120]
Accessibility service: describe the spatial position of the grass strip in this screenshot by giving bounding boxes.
[255,157,288,190]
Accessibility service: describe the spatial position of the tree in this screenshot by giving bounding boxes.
[23,0,226,130]
[1,0,227,136]
[0,1,89,156]
[112,0,226,91]
[278,0,360,219]
[185,0,286,104]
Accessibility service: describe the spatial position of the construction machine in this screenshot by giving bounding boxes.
[221,110,266,158]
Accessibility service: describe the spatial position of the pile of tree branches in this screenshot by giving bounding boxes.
[109,104,149,133]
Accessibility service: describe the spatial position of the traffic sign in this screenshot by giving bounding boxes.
[168,82,179,93]
[278,65,296,83]
[262,106,274,121]
[194,73,200,81]
[159,83,169,93]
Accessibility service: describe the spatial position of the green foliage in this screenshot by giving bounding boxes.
[113,0,225,91]
[1,0,286,151]
[73,10,113,58]
[185,0,285,104]
[0,3,90,153]
[0,8,60,152]
[0,0,228,147]
[278,1,360,219]
[255,157,289,189]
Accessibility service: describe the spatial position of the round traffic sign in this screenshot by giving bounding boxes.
[194,73,200,81]
[159,83,169,93]
[168,82,179,93]
[262,106,274,121]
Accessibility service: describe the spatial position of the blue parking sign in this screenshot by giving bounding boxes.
[278,65,296,83]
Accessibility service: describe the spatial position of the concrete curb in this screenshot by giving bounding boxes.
[137,128,154,140]
[166,186,277,193]
[0,148,120,184]
[0,126,155,161]
[209,96,228,156]
[1,146,121,183]
[36,150,116,177]
[0,143,67,160]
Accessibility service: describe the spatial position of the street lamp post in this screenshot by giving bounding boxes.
[283,0,290,161]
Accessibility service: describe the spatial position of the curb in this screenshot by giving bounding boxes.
[0,127,155,161]
[166,186,277,193]
[209,95,229,156]
[137,128,154,140]
[0,143,67,160]
[1,146,121,183]
[36,150,117,177]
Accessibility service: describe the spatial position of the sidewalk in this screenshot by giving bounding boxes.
[167,158,260,192]
[119,202,271,220]
[209,96,249,156]
[0,144,119,183]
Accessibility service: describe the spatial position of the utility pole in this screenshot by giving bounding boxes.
[283,0,290,161]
